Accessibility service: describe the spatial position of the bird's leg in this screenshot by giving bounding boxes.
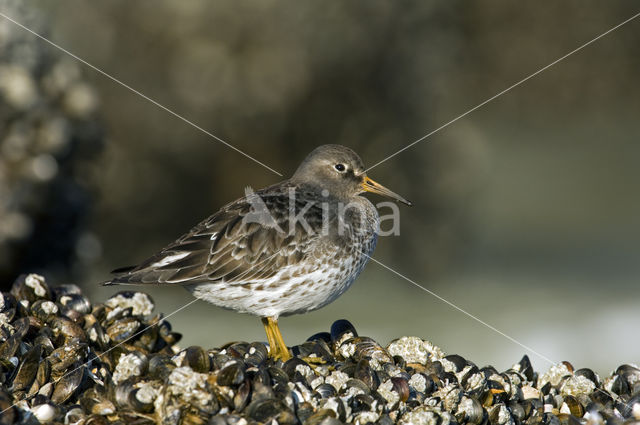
[261,317,277,357]
[261,317,291,361]
[271,317,291,361]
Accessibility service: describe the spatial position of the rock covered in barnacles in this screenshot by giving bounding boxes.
[399,406,448,425]
[105,292,155,317]
[387,336,444,364]
[378,379,401,406]
[112,352,148,384]
[325,370,350,392]
[165,366,213,406]
[560,375,596,396]
[538,362,573,387]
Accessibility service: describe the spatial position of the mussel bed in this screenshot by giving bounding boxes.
[1,274,639,425]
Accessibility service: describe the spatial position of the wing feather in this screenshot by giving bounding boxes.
[104,185,326,287]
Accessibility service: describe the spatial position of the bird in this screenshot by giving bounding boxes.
[103,144,411,360]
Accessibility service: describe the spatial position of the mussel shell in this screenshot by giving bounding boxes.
[233,379,251,411]
[32,402,60,424]
[0,292,18,315]
[244,342,268,367]
[85,322,109,350]
[252,381,276,402]
[77,413,109,425]
[307,332,332,345]
[267,366,289,387]
[350,393,375,413]
[80,387,116,415]
[354,359,379,391]
[217,360,246,386]
[183,345,210,373]
[519,399,540,420]
[246,398,297,425]
[283,357,311,381]
[129,387,156,413]
[590,389,613,406]
[48,340,87,374]
[517,355,535,382]
[488,404,511,424]
[575,368,600,386]
[556,413,582,425]
[330,319,358,345]
[51,363,85,404]
[616,364,640,393]
[30,300,60,322]
[562,395,584,417]
[342,336,393,365]
[114,378,136,408]
[135,325,159,352]
[148,353,176,381]
[296,401,316,423]
[620,394,640,418]
[33,333,55,357]
[441,371,459,385]
[481,381,509,407]
[246,365,270,387]
[457,397,485,424]
[508,400,526,421]
[609,374,631,396]
[444,354,468,372]
[224,341,251,358]
[27,358,51,397]
[11,344,42,391]
[106,317,140,343]
[64,406,86,425]
[304,409,343,425]
[51,284,82,298]
[321,396,347,422]
[50,317,87,344]
[58,293,92,314]
[10,274,51,303]
[314,383,337,399]
[391,377,410,402]
[0,335,21,367]
[343,378,371,396]
[460,365,481,389]
[293,340,333,362]
[480,366,500,379]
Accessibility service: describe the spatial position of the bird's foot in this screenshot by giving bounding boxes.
[269,346,292,362]
[262,317,292,361]
[301,356,327,365]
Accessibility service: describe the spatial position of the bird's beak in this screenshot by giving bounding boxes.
[362,176,412,206]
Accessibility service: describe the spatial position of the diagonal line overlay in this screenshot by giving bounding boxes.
[365,10,640,173]
[361,251,556,365]
[0,11,283,177]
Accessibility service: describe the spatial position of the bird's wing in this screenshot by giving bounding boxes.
[104,188,324,286]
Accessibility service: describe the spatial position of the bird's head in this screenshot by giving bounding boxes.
[292,144,412,206]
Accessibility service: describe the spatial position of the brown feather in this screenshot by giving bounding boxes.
[106,183,328,287]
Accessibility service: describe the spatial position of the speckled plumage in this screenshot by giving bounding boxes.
[104,145,410,359]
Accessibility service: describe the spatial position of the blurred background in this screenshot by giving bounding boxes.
[1,1,639,374]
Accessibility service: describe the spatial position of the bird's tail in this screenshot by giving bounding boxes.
[101,265,138,286]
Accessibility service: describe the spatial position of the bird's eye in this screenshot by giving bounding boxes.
[334,163,346,172]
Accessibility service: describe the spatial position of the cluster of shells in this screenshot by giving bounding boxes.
[2,274,640,425]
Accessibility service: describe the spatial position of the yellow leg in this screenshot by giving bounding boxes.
[261,317,277,355]
[261,317,291,361]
